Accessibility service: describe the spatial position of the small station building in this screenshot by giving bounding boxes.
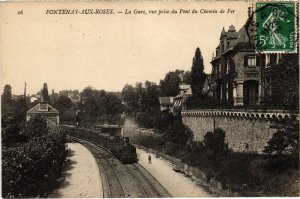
[26,101,60,127]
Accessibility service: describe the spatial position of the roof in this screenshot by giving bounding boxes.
[26,102,59,114]
[95,124,121,129]
[159,97,174,106]
[179,84,191,90]
[211,19,256,63]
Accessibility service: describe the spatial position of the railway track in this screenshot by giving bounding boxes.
[74,138,171,198]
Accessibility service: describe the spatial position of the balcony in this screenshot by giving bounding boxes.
[244,66,259,78]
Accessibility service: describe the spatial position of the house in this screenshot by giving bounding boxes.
[209,8,286,107]
[159,97,174,112]
[26,102,60,128]
[173,84,192,110]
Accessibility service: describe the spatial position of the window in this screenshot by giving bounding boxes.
[256,54,266,67]
[226,60,230,74]
[221,42,224,53]
[247,56,256,67]
[266,54,277,67]
[226,84,229,100]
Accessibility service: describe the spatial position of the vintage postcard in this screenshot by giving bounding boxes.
[1,0,299,198]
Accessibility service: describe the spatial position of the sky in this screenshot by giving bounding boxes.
[1,1,251,95]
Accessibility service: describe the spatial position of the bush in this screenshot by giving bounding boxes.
[2,122,67,197]
[204,128,227,154]
[135,112,153,128]
[163,120,193,145]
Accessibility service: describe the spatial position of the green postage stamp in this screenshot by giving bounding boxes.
[256,2,297,53]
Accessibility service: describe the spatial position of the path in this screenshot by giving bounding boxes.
[49,143,103,198]
[137,148,211,197]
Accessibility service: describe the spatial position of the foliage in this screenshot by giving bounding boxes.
[2,128,66,198]
[203,128,226,154]
[2,116,66,198]
[264,116,299,155]
[79,87,123,125]
[55,95,75,123]
[269,54,299,110]
[135,112,153,128]
[163,118,194,145]
[2,84,13,109]
[41,83,50,102]
[26,116,49,138]
[159,70,190,97]
[153,110,174,131]
[55,95,74,110]
[2,115,22,147]
[191,48,206,96]
[185,94,214,109]
[122,84,140,113]
[122,81,160,116]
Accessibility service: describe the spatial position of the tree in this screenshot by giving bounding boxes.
[55,95,75,123]
[105,92,123,124]
[2,84,12,104]
[55,95,73,110]
[1,115,20,147]
[79,87,123,125]
[269,54,299,110]
[191,48,206,96]
[135,112,153,128]
[2,85,13,114]
[26,116,48,138]
[160,70,183,96]
[153,110,174,131]
[182,71,192,85]
[143,81,160,113]
[203,128,226,154]
[41,83,50,102]
[163,119,194,145]
[122,84,139,113]
[264,116,299,155]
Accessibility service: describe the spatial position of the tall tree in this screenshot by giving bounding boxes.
[41,83,50,102]
[191,48,206,96]
[2,85,12,104]
[1,85,13,114]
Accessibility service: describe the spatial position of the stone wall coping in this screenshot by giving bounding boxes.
[182,109,298,120]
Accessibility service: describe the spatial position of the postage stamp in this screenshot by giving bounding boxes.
[255,2,297,53]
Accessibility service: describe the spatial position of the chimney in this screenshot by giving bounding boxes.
[248,7,251,17]
[228,25,236,32]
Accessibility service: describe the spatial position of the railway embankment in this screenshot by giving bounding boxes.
[124,118,299,197]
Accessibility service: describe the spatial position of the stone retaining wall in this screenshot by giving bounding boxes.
[181,110,283,153]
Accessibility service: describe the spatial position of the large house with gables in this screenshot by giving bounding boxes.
[209,16,284,107]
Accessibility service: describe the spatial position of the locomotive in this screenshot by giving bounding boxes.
[62,125,137,164]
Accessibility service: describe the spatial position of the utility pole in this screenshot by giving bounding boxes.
[24,82,27,99]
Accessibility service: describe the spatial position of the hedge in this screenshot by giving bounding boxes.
[2,127,67,198]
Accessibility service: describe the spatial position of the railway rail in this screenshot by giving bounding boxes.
[72,137,171,198]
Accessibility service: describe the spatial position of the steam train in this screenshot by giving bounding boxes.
[62,125,137,164]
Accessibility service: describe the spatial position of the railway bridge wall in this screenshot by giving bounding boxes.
[181,109,294,153]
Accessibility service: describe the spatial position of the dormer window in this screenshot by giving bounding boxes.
[39,102,48,111]
[221,42,224,53]
[227,40,230,49]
